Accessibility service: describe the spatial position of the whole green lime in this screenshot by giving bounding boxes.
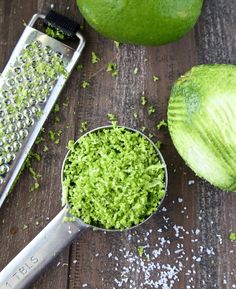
[76,0,203,46]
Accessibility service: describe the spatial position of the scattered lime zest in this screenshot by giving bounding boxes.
[25,152,41,180]
[138,246,144,257]
[30,151,41,162]
[35,136,45,145]
[49,130,61,144]
[30,182,40,192]
[157,120,168,130]
[141,95,147,106]
[81,80,90,88]
[141,127,146,132]
[55,116,61,123]
[229,232,236,241]
[53,104,60,113]
[153,75,159,82]
[148,105,156,115]
[156,141,162,149]
[106,63,118,77]
[80,121,88,133]
[107,113,117,122]
[43,145,49,153]
[91,52,100,64]
[148,133,154,139]
[114,41,120,48]
[76,64,83,71]
[133,112,138,119]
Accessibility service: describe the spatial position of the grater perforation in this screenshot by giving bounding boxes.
[0,11,85,207]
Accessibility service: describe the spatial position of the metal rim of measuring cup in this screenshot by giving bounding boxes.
[61,125,168,232]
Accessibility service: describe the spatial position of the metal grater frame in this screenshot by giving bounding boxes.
[0,13,85,207]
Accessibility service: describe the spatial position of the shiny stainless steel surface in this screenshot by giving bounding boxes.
[0,13,85,208]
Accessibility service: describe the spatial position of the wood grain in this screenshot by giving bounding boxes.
[0,0,236,289]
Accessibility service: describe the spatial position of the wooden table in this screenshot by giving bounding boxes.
[0,1,236,288]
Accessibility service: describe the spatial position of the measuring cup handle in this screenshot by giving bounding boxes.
[0,207,85,289]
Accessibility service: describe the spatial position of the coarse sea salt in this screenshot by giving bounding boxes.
[82,196,235,288]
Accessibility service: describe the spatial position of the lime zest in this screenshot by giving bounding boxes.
[229,232,236,241]
[153,75,159,82]
[63,126,165,230]
[81,80,90,88]
[148,105,156,115]
[91,52,101,64]
[106,63,118,77]
[141,95,147,106]
[157,120,168,130]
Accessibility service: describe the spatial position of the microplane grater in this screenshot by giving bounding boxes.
[0,11,85,207]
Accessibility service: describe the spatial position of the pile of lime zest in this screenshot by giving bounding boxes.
[63,126,166,230]
[140,95,147,106]
[229,232,236,241]
[91,52,101,64]
[157,120,168,130]
[148,105,156,115]
[45,25,65,40]
[81,80,90,88]
[80,121,88,133]
[106,63,118,77]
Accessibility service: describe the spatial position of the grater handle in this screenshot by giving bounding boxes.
[28,13,46,27]
[0,207,86,289]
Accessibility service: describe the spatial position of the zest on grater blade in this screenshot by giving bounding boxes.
[0,11,85,207]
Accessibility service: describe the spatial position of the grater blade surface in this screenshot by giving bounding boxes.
[0,15,85,207]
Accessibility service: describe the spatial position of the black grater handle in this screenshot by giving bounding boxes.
[44,10,80,39]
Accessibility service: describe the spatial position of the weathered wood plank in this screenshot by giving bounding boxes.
[0,0,235,289]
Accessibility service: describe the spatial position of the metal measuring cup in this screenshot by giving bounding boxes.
[0,126,168,289]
